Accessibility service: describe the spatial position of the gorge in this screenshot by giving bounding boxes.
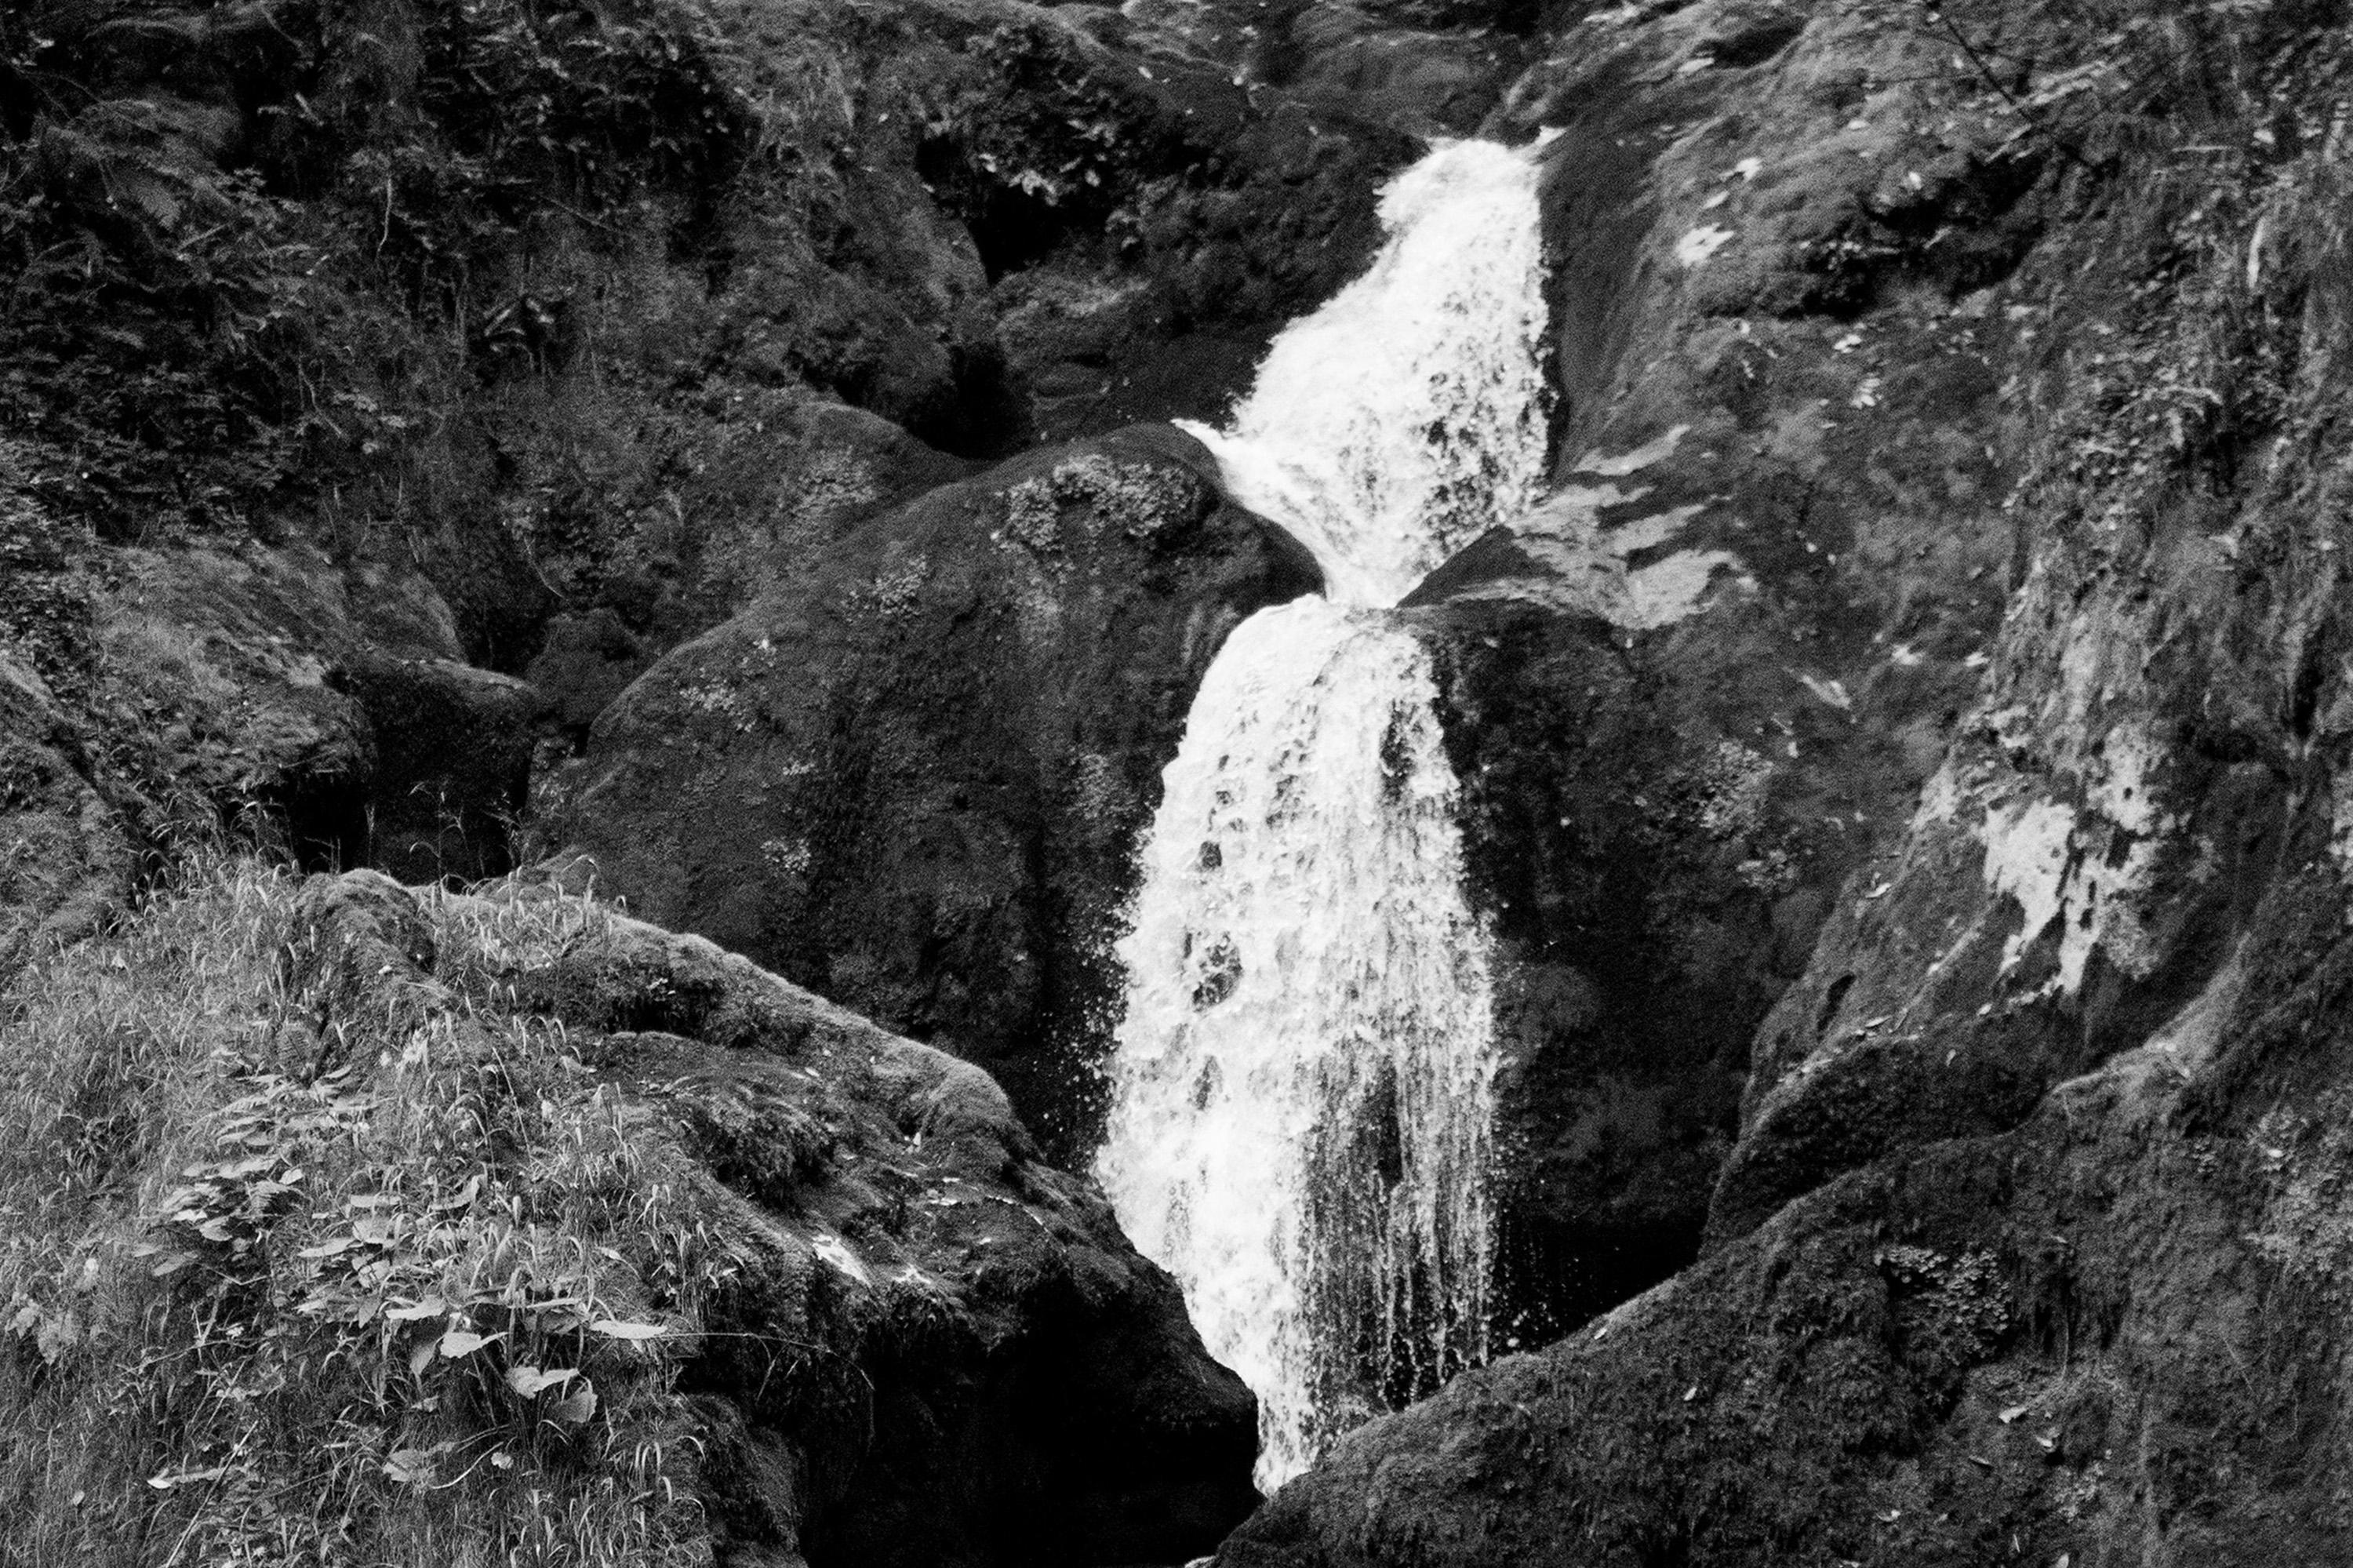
[9,0,2353,1564]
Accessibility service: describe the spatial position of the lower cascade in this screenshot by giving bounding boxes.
[1095,137,1551,1489]
[1098,600,1500,1486]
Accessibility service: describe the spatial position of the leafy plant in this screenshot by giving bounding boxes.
[913,19,1176,277]
[0,857,722,1565]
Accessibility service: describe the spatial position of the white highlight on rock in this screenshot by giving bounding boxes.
[1573,424,1690,478]
[1980,797,2076,980]
[1103,137,1549,1491]
[1461,481,1746,629]
[1974,718,2171,995]
[809,1232,871,1286]
[1676,224,1735,268]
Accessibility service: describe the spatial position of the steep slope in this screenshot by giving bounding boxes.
[0,860,1258,1566]
[1220,1,2353,1561]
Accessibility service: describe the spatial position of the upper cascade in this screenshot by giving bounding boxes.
[1177,136,1554,608]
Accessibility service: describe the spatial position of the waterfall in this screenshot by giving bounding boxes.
[1095,138,1551,1490]
[1182,140,1552,606]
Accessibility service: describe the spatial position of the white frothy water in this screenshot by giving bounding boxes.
[1096,138,1551,1490]
[1176,139,1551,608]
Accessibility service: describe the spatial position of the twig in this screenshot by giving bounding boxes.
[1919,2,2098,172]
[541,198,619,235]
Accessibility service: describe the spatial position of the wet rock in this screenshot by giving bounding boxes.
[1208,2,2353,1560]
[544,424,1320,1155]
[1218,875,2353,1566]
[1402,0,2027,1336]
[1283,7,1531,136]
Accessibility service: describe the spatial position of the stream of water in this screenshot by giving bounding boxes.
[1094,138,1552,1490]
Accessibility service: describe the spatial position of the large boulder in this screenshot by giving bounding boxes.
[301,870,1264,1566]
[544,424,1319,1151]
[329,653,546,885]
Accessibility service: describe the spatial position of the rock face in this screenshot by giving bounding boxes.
[545,426,1320,1151]
[330,653,545,885]
[85,539,553,883]
[1220,1019,2353,1566]
[0,0,1485,1011]
[1209,2,2353,1562]
[1404,0,2029,1335]
[0,649,132,970]
[300,868,1262,1567]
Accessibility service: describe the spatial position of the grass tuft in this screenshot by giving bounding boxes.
[0,854,722,1567]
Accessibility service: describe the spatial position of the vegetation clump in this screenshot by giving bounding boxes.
[0,855,722,1566]
[0,0,755,546]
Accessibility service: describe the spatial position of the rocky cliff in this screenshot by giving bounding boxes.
[14,0,2353,1561]
[1219,0,2353,1562]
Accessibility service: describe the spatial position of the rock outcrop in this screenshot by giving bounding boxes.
[1401,0,2030,1334]
[301,868,1264,1566]
[1209,1,2353,1561]
[544,425,1319,1151]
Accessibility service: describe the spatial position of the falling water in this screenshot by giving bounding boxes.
[1095,138,1551,1490]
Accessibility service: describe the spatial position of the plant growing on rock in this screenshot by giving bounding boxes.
[0,856,718,1565]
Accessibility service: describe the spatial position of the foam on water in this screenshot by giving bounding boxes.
[1096,136,1552,1490]
[1176,138,1551,609]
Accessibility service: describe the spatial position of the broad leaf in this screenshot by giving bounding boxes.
[549,1377,598,1425]
[507,1364,579,1398]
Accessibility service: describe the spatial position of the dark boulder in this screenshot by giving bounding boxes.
[544,424,1320,1153]
[330,653,547,886]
